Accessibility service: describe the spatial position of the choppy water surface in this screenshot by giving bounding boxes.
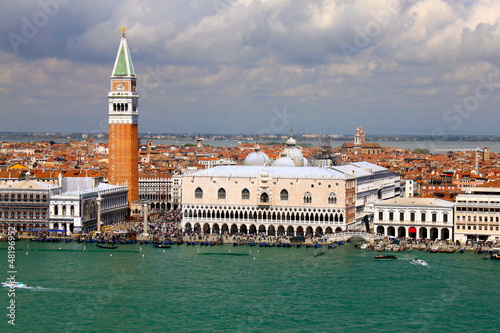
[1,241,499,332]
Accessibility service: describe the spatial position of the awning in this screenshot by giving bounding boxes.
[409,227,417,233]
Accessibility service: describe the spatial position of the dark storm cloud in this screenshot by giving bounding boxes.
[1,0,500,135]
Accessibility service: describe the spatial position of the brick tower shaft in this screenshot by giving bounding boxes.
[108,27,139,206]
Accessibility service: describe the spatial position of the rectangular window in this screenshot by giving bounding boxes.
[389,212,394,221]
[443,214,448,223]
[410,213,415,222]
[432,213,437,222]
[400,212,404,221]
[421,213,426,222]
[378,212,383,220]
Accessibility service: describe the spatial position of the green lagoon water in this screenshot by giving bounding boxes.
[1,241,499,332]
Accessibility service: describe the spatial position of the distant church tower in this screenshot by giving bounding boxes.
[108,27,139,205]
[354,126,365,147]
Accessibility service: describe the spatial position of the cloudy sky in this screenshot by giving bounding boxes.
[1,0,500,136]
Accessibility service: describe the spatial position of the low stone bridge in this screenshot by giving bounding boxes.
[326,231,384,242]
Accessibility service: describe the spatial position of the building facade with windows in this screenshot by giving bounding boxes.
[373,198,454,240]
[0,178,128,233]
[181,166,356,236]
[454,187,500,243]
[50,183,128,234]
[181,136,399,236]
[137,174,182,212]
[0,180,61,232]
[336,161,400,229]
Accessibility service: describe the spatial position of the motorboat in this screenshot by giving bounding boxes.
[411,259,428,266]
[490,248,500,260]
[374,255,398,260]
[2,281,26,288]
[428,246,440,253]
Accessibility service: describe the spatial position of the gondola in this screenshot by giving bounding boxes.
[152,243,171,248]
[95,244,119,249]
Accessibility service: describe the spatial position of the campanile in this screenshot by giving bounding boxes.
[108,27,139,205]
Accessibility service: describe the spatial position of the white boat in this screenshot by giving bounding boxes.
[1,281,26,288]
[411,259,428,266]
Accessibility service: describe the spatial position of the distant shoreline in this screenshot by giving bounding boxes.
[2,132,500,142]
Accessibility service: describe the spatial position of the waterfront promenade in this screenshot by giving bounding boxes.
[1,237,499,332]
[5,226,498,254]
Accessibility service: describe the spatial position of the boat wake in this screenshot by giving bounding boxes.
[24,286,52,291]
[2,284,75,293]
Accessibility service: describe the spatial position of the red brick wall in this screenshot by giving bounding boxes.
[108,123,138,205]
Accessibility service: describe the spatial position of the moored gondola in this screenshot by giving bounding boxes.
[95,244,119,249]
[152,243,171,248]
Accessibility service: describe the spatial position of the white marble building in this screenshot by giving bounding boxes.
[181,136,400,236]
[373,197,454,240]
[50,183,128,233]
[454,187,500,243]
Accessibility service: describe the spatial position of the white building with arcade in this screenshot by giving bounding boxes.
[373,197,454,240]
[181,136,400,236]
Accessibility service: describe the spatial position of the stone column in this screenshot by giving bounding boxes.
[143,202,148,235]
[96,196,102,233]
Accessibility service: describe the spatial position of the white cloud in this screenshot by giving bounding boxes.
[1,0,500,134]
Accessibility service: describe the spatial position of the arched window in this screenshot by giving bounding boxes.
[328,193,337,204]
[241,188,250,200]
[303,192,312,204]
[195,187,203,199]
[260,193,269,203]
[280,189,289,201]
[218,188,226,200]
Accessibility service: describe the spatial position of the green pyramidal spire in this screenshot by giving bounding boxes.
[111,27,136,77]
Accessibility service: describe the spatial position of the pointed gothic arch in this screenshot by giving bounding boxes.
[218,188,226,200]
[280,189,289,200]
